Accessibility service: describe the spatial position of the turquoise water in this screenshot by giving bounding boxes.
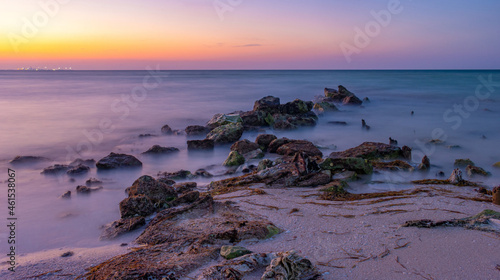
[0,70,499,254]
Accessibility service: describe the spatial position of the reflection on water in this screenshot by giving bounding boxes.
[0,70,498,254]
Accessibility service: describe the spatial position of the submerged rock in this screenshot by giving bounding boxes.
[161,124,173,134]
[187,139,215,150]
[142,145,179,155]
[86,177,103,186]
[60,191,71,199]
[418,155,430,170]
[41,164,70,175]
[10,155,49,165]
[223,151,245,167]
[96,153,142,170]
[206,123,244,144]
[455,158,475,167]
[466,165,491,177]
[329,142,403,160]
[76,185,103,194]
[66,164,90,176]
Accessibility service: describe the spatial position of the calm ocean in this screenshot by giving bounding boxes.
[0,70,499,254]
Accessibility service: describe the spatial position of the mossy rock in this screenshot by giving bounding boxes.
[493,162,500,168]
[313,102,338,112]
[223,151,245,167]
[472,209,500,220]
[264,113,275,126]
[220,246,252,260]
[265,225,281,239]
[454,158,475,167]
[320,157,373,175]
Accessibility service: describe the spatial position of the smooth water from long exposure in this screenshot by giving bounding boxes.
[0,70,499,254]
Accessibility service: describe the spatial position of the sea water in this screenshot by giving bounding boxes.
[0,70,499,254]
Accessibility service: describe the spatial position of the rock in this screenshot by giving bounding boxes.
[119,194,155,218]
[258,159,274,171]
[329,142,403,160]
[86,177,103,186]
[493,187,500,205]
[194,169,213,178]
[466,165,491,177]
[343,95,363,105]
[313,101,338,113]
[276,140,323,158]
[325,85,362,105]
[223,151,245,167]
[161,124,173,134]
[328,121,348,125]
[220,245,252,260]
[230,139,260,155]
[389,137,398,146]
[429,139,445,144]
[402,145,412,160]
[69,158,95,167]
[256,134,278,151]
[61,251,74,258]
[172,182,197,194]
[273,118,297,130]
[455,159,475,167]
[493,162,500,168]
[206,123,244,144]
[320,157,373,174]
[142,145,179,155]
[363,97,370,103]
[268,138,292,153]
[319,180,350,200]
[239,110,268,127]
[138,133,157,138]
[157,170,194,181]
[242,149,264,160]
[126,175,177,203]
[261,250,321,280]
[100,216,145,240]
[60,191,71,199]
[332,171,359,181]
[206,113,243,130]
[253,96,281,113]
[448,168,463,184]
[293,172,331,188]
[170,191,200,207]
[76,185,103,194]
[96,153,142,170]
[279,99,313,115]
[66,164,90,176]
[10,156,49,164]
[185,125,208,136]
[373,160,414,171]
[418,155,430,170]
[187,139,214,150]
[41,164,70,175]
[436,171,446,177]
[447,145,461,149]
[361,119,370,130]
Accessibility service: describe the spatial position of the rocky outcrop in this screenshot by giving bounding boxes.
[329,142,403,160]
[418,155,430,170]
[256,134,278,151]
[187,139,214,150]
[320,157,373,174]
[455,159,475,167]
[96,153,142,170]
[141,145,179,155]
[87,196,281,279]
[119,195,155,218]
[206,113,243,130]
[324,85,363,105]
[206,123,244,144]
[276,140,322,158]
[253,96,281,113]
[125,175,177,203]
[466,165,491,177]
[100,217,145,240]
[161,124,173,134]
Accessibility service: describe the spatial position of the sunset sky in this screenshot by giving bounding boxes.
[1,0,499,70]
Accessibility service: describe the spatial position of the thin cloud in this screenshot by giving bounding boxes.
[234,44,263,48]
